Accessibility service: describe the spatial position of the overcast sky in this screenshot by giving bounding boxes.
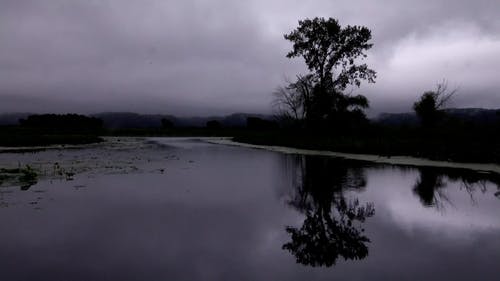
[1,0,499,116]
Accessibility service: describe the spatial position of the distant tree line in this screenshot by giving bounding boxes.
[0,114,104,146]
[19,114,103,133]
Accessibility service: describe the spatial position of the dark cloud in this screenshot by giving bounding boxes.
[0,0,499,115]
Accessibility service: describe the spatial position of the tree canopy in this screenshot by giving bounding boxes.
[277,17,376,130]
[284,17,376,92]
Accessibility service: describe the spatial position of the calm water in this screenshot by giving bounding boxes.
[1,137,499,280]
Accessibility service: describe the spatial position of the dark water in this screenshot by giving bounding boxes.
[1,138,500,281]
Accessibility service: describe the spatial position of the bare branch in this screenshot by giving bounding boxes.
[435,79,458,109]
[272,75,316,123]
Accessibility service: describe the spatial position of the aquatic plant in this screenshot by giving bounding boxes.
[0,165,38,189]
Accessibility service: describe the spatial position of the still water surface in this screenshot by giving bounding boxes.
[1,138,499,280]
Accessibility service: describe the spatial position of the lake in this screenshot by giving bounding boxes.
[1,137,499,280]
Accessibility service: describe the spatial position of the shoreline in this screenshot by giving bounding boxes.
[206,138,500,174]
[3,135,499,174]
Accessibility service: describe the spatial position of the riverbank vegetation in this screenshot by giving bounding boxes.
[1,111,498,163]
[0,114,103,147]
[235,17,500,164]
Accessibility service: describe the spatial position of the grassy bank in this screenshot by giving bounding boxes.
[233,130,500,164]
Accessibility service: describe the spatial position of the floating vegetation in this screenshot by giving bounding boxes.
[0,138,186,210]
[20,165,38,182]
[65,172,75,181]
[0,165,39,189]
[0,138,179,191]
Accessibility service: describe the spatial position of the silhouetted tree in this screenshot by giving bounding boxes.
[285,18,376,90]
[281,17,376,130]
[283,156,374,267]
[413,80,457,128]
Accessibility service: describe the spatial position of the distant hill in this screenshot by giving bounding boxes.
[0,113,32,126]
[3,109,498,129]
[375,108,500,126]
[375,112,418,126]
[92,112,273,129]
[92,112,175,129]
[445,108,500,123]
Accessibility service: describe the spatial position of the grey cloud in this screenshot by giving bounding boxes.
[0,0,499,115]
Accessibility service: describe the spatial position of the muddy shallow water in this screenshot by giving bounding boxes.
[0,137,499,280]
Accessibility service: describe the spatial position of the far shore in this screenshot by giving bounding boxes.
[2,135,499,174]
[206,138,500,174]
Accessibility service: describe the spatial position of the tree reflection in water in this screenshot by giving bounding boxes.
[413,167,448,207]
[413,167,500,209]
[282,156,374,267]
